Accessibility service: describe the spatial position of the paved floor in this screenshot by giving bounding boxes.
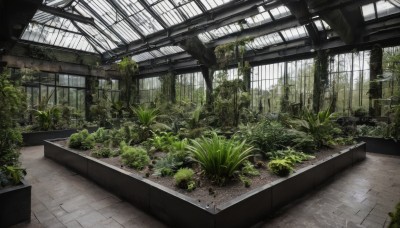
[13,146,400,228]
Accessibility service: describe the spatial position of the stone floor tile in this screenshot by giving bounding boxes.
[75,211,107,228]
[64,220,84,228]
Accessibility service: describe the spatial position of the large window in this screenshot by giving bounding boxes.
[139,77,161,104]
[251,63,285,113]
[17,69,87,117]
[176,72,206,105]
[98,79,120,102]
[287,59,314,110]
[328,51,370,114]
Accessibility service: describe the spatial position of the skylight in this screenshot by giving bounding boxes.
[132,46,184,62]
[361,1,400,21]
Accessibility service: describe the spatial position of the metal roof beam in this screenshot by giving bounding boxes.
[78,0,128,45]
[105,0,146,40]
[39,5,94,25]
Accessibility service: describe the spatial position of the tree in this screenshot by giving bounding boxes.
[118,57,139,109]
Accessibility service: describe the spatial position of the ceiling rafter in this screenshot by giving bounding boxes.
[167,0,189,21]
[107,0,281,60]
[103,0,146,40]
[39,5,94,25]
[192,0,207,13]
[137,0,169,29]
[70,20,111,54]
[77,0,128,45]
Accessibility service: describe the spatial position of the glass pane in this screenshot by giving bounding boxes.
[58,74,69,86]
[361,3,376,21]
[69,88,77,109]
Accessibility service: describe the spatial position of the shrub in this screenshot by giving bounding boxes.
[239,175,251,188]
[149,132,179,152]
[187,132,254,184]
[69,129,95,150]
[91,147,113,158]
[296,109,341,148]
[91,128,110,143]
[389,202,400,228]
[120,143,150,170]
[237,121,316,156]
[174,168,196,191]
[241,160,259,176]
[133,106,158,127]
[0,70,25,187]
[153,148,190,176]
[268,159,294,177]
[266,148,315,164]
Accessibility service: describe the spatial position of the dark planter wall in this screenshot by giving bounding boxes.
[358,137,400,155]
[22,127,97,146]
[44,140,366,228]
[0,180,31,227]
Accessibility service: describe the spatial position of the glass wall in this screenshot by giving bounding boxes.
[287,59,314,110]
[98,79,120,102]
[382,46,400,115]
[176,72,206,105]
[328,51,370,115]
[17,69,87,117]
[251,63,285,113]
[139,77,161,104]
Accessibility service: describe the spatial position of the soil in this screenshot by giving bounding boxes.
[54,140,347,206]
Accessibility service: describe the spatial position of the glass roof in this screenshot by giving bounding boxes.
[21,10,97,52]
[361,1,400,21]
[246,33,283,50]
[21,0,398,65]
[280,26,308,41]
[132,46,184,62]
[198,5,292,44]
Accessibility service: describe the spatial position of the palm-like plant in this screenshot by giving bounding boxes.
[132,106,158,127]
[297,109,339,147]
[187,132,254,184]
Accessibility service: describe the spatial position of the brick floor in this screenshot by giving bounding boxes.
[12,146,400,228]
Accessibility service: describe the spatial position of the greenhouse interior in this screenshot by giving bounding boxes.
[0,0,400,227]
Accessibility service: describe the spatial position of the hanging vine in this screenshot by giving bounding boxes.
[118,57,139,109]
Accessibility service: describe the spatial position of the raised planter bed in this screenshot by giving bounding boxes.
[44,140,366,228]
[357,136,400,155]
[22,127,97,146]
[0,180,31,227]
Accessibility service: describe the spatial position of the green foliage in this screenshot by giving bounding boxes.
[266,148,315,164]
[120,143,150,170]
[153,142,190,177]
[118,57,139,108]
[238,120,316,156]
[241,160,259,176]
[69,129,95,150]
[107,124,140,146]
[213,76,250,127]
[174,168,196,191]
[91,128,110,143]
[296,109,341,147]
[133,106,159,127]
[32,106,62,131]
[91,147,113,158]
[239,175,251,188]
[389,202,400,228]
[0,166,26,187]
[149,132,179,152]
[268,159,294,177]
[0,70,26,187]
[187,133,254,184]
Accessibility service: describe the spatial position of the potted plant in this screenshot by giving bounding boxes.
[0,69,31,227]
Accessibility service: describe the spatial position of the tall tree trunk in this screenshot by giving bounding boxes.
[201,66,214,109]
[313,51,329,113]
[369,44,383,117]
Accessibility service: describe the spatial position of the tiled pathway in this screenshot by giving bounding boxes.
[13,146,400,228]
